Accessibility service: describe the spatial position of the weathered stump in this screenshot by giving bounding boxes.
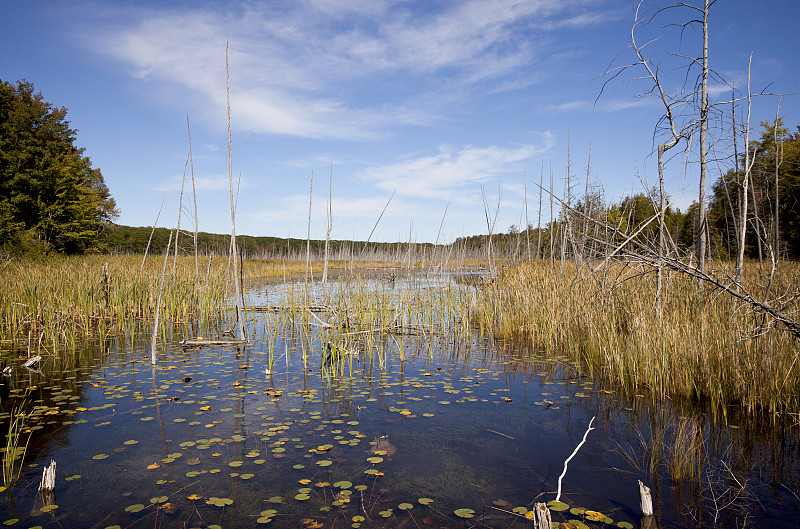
[533,502,552,529]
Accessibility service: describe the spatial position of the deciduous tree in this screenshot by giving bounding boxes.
[0,79,117,254]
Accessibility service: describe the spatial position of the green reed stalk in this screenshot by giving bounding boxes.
[3,403,30,488]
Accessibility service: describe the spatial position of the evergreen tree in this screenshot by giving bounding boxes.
[0,79,117,254]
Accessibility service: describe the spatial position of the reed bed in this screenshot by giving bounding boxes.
[0,255,399,352]
[473,260,800,415]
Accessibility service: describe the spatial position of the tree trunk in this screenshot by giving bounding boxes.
[696,0,710,272]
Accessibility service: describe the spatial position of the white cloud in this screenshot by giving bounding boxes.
[356,137,555,200]
[154,174,248,192]
[80,0,608,140]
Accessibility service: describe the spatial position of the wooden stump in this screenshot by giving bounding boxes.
[638,479,653,516]
[533,502,552,529]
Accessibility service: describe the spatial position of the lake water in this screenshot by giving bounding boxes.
[1,272,798,528]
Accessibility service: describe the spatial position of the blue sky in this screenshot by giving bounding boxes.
[2,1,798,243]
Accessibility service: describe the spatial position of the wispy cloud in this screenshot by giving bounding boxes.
[79,0,608,140]
[356,137,555,200]
[154,174,248,192]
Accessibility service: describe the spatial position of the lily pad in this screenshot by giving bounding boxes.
[548,500,570,512]
[206,497,233,507]
[454,508,475,518]
[124,504,146,513]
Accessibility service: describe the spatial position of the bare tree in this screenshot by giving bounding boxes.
[187,117,199,284]
[322,162,332,285]
[735,54,755,284]
[305,171,313,283]
[537,163,544,261]
[226,42,246,341]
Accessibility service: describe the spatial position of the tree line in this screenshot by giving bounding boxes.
[2,78,797,264]
[457,119,799,263]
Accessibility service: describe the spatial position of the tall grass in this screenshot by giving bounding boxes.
[0,255,411,352]
[2,403,29,488]
[474,260,800,415]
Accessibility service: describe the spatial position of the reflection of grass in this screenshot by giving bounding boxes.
[616,412,706,484]
[389,454,495,504]
[669,417,705,482]
[2,403,30,488]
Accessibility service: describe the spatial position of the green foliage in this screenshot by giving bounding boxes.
[0,79,117,255]
[708,119,800,260]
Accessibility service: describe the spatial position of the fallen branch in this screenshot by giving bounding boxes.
[556,416,596,502]
[180,339,247,348]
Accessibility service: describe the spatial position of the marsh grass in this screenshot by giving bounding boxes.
[2,403,29,488]
[477,260,800,415]
[0,255,404,352]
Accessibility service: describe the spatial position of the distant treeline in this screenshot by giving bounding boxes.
[101,224,437,261]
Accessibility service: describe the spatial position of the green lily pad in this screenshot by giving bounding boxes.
[547,500,569,511]
[206,497,233,507]
[149,496,168,504]
[418,498,433,505]
[333,481,352,489]
[398,503,413,510]
[454,508,475,518]
[91,454,109,460]
[124,504,145,513]
[39,505,58,513]
[616,523,634,529]
[267,496,284,503]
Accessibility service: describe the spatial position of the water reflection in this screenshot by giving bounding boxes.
[0,273,797,528]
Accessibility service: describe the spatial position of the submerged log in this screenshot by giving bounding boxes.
[180,339,247,348]
[23,355,42,370]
